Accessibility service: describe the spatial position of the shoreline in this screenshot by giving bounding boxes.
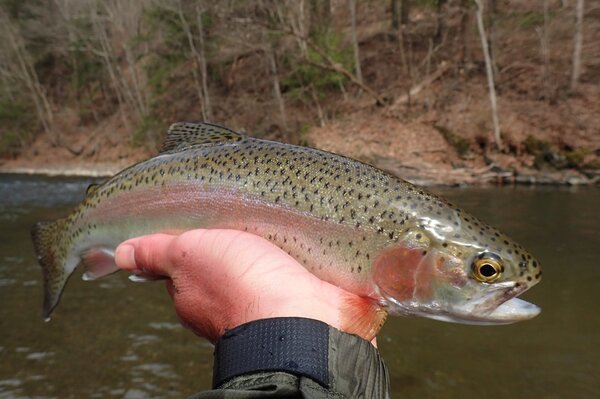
[1,162,597,187]
[0,166,120,178]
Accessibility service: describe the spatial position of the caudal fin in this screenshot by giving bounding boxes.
[31,219,70,320]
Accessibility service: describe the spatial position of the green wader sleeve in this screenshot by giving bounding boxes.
[189,317,391,399]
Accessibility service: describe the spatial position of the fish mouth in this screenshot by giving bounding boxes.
[383,282,541,325]
[458,283,541,324]
[476,297,541,323]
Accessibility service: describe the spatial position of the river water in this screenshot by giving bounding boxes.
[0,173,598,398]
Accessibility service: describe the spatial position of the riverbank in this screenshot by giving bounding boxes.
[2,114,599,186]
[2,144,597,187]
[2,86,599,187]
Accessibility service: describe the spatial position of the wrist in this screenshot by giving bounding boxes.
[213,317,330,388]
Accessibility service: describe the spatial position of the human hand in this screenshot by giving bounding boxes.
[114,229,384,344]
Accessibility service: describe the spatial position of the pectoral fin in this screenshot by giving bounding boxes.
[340,294,388,342]
[81,247,119,281]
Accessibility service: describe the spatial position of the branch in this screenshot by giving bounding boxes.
[271,24,385,105]
[388,61,449,109]
[303,39,385,105]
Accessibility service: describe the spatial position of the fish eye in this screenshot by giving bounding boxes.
[472,257,502,283]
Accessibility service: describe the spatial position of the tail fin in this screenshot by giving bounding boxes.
[31,219,70,320]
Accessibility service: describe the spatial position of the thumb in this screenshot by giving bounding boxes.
[115,233,178,277]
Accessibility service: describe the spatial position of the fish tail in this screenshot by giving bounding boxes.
[31,219,71,320]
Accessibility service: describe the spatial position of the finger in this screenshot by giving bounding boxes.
[115,233,178,277]
[165,279,176,299]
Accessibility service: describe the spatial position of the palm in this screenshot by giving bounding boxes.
[115,229,382,343]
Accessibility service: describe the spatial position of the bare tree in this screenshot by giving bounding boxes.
[309,0,331,33]
[196,5,212,120]
[348,0,362,84]
[401,0,410,26]
[391,0,410,41]
[434,0,447,46]
[89,4,131,130]
[536,0,551,100]
[460,0,473,67]
[486,0,499,78]
[391,0,399,30]
[286,0,309,57]
[177,0,208,120]
[267,45,288,132]
[570,0,585,91]
[0,11,55,141]
[475,0,502,151]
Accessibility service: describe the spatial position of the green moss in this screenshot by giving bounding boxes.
[434,126,471,158]
[524,136,594,170]
[564,148,591,168]
[523,135,551,155]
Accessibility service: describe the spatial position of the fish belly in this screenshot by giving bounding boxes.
[72,183,378,297]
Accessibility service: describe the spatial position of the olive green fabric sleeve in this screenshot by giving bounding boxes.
[189,319,390,399]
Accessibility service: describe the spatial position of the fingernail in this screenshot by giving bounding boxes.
[116,244,136,270]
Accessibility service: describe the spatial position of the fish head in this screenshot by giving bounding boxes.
[372,211,542,324]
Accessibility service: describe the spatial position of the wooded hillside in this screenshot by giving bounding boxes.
[0,0,598,184]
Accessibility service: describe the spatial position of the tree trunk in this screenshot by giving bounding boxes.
[177,1,206,120]
[486,0,499,79]
[310,0,331,34]
[391,0,400,30]
[460,0,473,67]
[196,5,212,120]
[401,0,410,26]
[475,0,502,151]
[539,0,551,100]
[267,46,288,134]
[348,0,363,84]
[90,5,130,131]
[434,0,447,45]
[570,0,584,91]
[291,0,308,57]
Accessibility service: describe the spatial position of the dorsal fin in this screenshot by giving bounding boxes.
[160,122,245,153]
[86,183,100,196]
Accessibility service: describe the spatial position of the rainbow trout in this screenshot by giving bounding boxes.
[32,122,541,338]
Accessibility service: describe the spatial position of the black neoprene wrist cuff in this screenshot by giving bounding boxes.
[212,317,330,389]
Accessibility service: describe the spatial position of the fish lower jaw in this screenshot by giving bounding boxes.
[383,295,541,325]
[401,298,540,325]
[473,297,541,323]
